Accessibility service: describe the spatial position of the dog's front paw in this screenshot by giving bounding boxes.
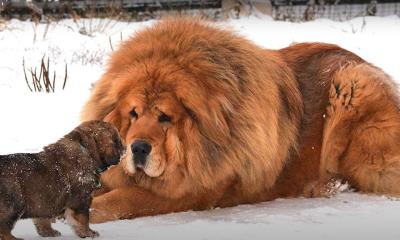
[37,229,61,238]
[89,197,121,223]
[76,229,99,238]
[33,218,61,238]
[89,208,109,224]
[89,207,121,224]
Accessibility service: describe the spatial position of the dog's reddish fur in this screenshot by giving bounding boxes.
[81,18,400,223]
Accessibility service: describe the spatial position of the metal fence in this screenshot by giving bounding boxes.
[271,0,400,21]
[0,0,222,18]
[1,0,400,21]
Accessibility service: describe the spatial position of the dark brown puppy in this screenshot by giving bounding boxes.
[0,121,124,240]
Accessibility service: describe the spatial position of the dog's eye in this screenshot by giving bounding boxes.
[130,108,138,119]
[158,112,171,123]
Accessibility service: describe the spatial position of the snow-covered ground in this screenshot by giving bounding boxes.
[1,15,400,239]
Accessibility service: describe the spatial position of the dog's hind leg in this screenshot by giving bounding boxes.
[0,232,21,240]
[0,192,23,240]
[316,63,400,197]
[32,218,60,237]
[0,212,22,240]
[309,64,361,197]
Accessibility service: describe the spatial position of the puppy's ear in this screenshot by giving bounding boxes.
[111,129,125,154]
[69,126,101,162]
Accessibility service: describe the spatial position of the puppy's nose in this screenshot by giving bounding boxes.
[131,140,152,167]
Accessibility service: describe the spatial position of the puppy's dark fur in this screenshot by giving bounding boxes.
[0,121,124,240]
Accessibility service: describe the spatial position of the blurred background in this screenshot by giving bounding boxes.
[1,0,400,21]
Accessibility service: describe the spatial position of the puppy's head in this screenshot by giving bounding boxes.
[72,120,125,167]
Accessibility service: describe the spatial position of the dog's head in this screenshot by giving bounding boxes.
[72,120,125,168]
[104,86,199,179]
[82,19,244,190]
[99,47,233,183]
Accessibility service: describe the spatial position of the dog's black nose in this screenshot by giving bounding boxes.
[131,140,152,167]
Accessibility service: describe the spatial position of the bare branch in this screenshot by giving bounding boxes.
[22,58,33,92]
[62,64,68,90]
[22,56,68,93]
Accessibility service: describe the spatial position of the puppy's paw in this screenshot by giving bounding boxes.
[37,229,61,238]
[76,229,99,238]
[33,218,61,238]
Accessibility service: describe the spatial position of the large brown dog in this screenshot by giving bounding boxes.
[81,18,400,223]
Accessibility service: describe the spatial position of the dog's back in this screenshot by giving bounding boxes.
[0,153,39,198]
[0,152,70,218]
[0,153,41,174]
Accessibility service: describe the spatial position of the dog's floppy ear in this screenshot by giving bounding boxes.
[104,106,130,143]
[80,73,119,122]
[181,97,231,148]
[69,126,101,162]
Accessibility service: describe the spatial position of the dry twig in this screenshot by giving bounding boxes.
[22,56,68,93]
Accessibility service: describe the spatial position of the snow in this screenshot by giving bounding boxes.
[1,15,400,239]
[13,193,400,240]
